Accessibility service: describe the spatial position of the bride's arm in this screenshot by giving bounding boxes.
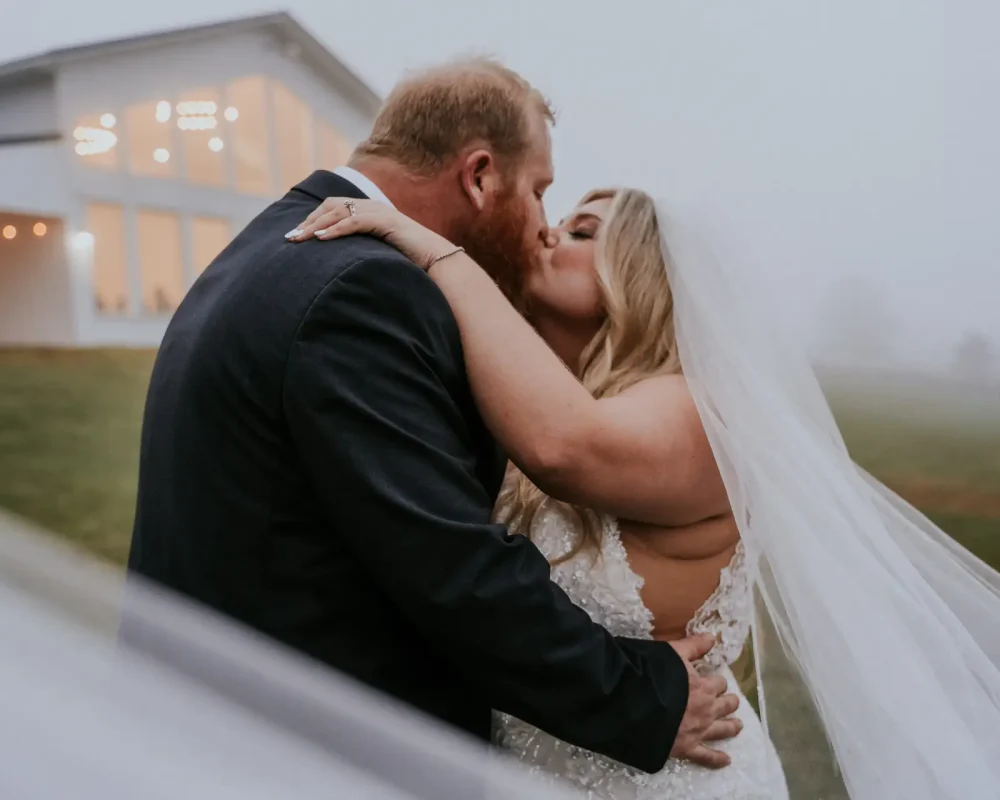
[426,253,727,527]
[290,198,728,527]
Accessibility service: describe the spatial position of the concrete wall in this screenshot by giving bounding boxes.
[0,214,74,345]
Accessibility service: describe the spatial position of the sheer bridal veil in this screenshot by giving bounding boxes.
[660,201,1000,799]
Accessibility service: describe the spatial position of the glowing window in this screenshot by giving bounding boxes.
[87,203,129,315]
[178,87,227,187]
[73,113,119,169]
[226,76,272,195]
[126,100,176,178]
[136,210,184,314]
[191,216,231,275]
[316,118,352,170]
[272,81,314,191]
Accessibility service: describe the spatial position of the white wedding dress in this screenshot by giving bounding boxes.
[494,503,789,799]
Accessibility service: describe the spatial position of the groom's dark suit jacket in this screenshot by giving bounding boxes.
[127,170,689,773]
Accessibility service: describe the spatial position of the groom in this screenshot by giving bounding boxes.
[128,58,737,774]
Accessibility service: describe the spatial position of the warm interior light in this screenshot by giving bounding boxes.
[71,231,95,252]
[73,125,117,155]
[224,106,239,122]
[100,113,116,129]
[2,225,16,240]
[176,100,218,116]
[208,137,224,152]
[33,222,47,237]
[177,116,218,131]
[155,101,172,123]
[153,148,171,163]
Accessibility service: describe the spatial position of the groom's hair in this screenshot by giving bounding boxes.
[353,57,555,176]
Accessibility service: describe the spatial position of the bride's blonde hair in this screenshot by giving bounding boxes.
[499,187,683,561]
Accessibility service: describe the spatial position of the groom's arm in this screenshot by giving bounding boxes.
[284,252,688,773]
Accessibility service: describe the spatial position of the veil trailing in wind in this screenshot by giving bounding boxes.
[0,511,580,800]
[659,201,1000,799]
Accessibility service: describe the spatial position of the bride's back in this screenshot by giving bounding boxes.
[497,489,748,665]
[619,514,741,642]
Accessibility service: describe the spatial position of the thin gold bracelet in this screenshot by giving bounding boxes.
[427,246,465,269]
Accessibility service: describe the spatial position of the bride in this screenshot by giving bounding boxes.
[291,188,1000,799]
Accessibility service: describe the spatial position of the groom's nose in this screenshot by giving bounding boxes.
[541,227,558,249]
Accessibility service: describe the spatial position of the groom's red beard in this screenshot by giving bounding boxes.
[452,188,537,315]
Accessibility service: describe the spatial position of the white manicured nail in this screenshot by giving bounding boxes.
[314,228,328,237]
[285,228,304,239]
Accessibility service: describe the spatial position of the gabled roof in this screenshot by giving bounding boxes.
[0,11,381,116]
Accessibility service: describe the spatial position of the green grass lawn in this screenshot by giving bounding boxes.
[0,348,155,563]
[0,348,997,795]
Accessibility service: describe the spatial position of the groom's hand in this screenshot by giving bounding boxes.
[667,634,742,769]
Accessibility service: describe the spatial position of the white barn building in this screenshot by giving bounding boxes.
[0,12,380,346]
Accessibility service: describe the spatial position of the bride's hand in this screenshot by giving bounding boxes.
[286,198,459,270]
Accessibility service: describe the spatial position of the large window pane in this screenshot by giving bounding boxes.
[316,118,352,170]
[136,210,184,314]
[73,113,119,170]
[191,216,231,275]
[178,87,227,187]
[272,81,313,190]
[87,203,128,315]
[126,99,176,178]
[226,77,272,195]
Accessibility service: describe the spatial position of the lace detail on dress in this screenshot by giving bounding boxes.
[537,507,654,642]
[493,502,785,800]
[686,540,752,675]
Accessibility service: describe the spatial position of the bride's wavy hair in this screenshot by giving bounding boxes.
[499,187,683,562]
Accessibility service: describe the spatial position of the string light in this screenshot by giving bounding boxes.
[224,106,239,122]
[33,222,47,237]
[71,232,94,252]
[155,101,172,123]
[153,148,171,164]
[177,116,217,131]
[73,126,117,156]
[208,137,224,152]
[100,113,116,129]
[176,100,217,116]
[2,225,16,240]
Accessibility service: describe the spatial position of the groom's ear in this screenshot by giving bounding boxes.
[459,149,501,211]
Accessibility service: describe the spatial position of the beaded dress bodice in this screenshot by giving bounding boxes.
[494,504,786,799]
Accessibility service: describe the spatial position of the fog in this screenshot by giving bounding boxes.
[2,0,997,374]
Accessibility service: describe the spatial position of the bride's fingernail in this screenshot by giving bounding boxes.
[314,228,328,237]
[285,228,304,239]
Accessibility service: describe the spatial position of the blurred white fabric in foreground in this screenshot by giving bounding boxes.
[0,511,581,800]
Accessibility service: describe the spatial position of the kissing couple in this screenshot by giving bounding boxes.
[129,58,1000,799]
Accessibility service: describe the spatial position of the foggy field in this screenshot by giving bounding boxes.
[0,349,997,568]
[820,366,1000,566]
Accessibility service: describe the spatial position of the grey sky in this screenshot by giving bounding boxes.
[2,1,997,367]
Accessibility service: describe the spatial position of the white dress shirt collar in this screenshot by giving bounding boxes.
[332,165,396,209]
